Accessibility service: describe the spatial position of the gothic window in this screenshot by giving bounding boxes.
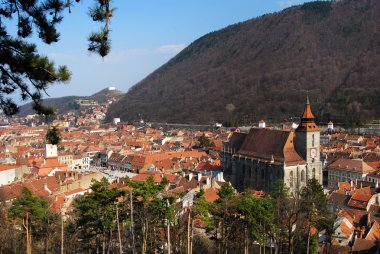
[301,170,305,182]
[312,134,315,147]
[290,171,294,187]
[312,168,316,179]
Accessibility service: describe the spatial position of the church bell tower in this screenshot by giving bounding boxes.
[295,97,322,183]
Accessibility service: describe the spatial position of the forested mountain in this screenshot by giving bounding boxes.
[18,88,124,116]
[107,0,380,126]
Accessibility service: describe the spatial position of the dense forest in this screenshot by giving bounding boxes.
[107,0,380,127]
[0,178,334,254]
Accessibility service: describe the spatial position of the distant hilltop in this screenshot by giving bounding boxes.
[107,0,380,126]
[17,87,124,116]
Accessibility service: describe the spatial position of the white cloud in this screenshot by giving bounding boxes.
[155,44,187,54]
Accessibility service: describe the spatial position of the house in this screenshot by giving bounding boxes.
[0,164,28,186]
[347,187,372,210]
[328,158,377,188]
[333,209,355,246]
[351,238,380,253]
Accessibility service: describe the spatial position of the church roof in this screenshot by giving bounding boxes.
[223,132,247,152]
[235,128,305,166]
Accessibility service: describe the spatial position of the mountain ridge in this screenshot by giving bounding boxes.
[106,0,380,125]
[18,88,124,116]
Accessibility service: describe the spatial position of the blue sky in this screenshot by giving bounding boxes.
[28,0,313,99]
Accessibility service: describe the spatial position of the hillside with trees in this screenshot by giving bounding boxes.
[17,88,124,116]
[107,0,380,126]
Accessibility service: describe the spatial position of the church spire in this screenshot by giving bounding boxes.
[301,96,315,121]
[296,96,319,132]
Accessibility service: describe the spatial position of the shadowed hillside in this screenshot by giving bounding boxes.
[107,0,380,126]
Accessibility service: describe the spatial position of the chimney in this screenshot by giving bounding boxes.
[206,177,210,187]
[197,173,202,182]
[188,173,193,181]
[219,172,225,182]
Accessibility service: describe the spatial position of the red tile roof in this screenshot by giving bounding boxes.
[365,220,380,241]
[204,188,219,202]
[236,128,305,166]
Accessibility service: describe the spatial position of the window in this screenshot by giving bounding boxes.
[290,171,294,187]
[301,171,305,182]
[312,168,316,179]
[312,134,315,147]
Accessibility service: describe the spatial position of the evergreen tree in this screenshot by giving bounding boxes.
[45,125,61,145]
[299,179,332,254]
[125,175,169,254]
[198,134,212,148]
[238,192,275,253]
[73,178,125,253]
[8,188,49,254]
[0,0,113,115]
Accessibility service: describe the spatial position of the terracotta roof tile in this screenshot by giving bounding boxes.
[365,220,380,241]
[204,188,219,202]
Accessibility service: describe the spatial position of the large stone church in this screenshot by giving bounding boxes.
[221,99,322,194]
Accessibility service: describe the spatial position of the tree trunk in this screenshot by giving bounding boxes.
[106,229,111,254]
[142,217,148,254]
[23,216,29,254]
[187,210,191,254]
[306,223,311,254]
[29,223,32,254]
[288,221,293,254]
[130,191,136,254]
[116,204,122,254]
[263,223,266,254]
[190,219,194,254]
[167,219,171,254]
[244,224,248,254]
[61,213,64,254]
[154,226,157,254]
[102,232,106,254]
